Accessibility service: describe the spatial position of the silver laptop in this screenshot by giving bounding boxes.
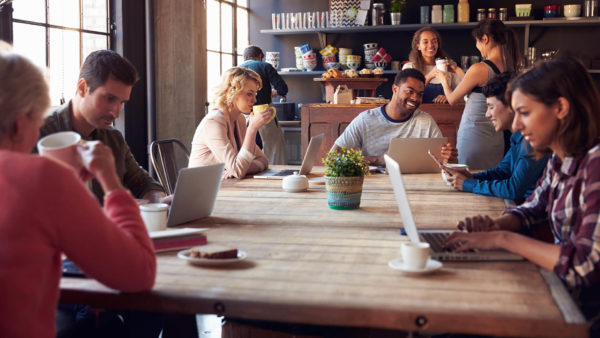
[384,154,523,261]
[167,163,224,227]
[387,137,448,173]
[254,133,324,179]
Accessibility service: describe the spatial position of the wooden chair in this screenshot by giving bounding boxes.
[149,138,190,195]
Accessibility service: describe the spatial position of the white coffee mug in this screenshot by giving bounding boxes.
[401,242,431,269]
[140,203,169,232]
[435,58,448,72]
[442,163,470,186]
[37,131,84,172]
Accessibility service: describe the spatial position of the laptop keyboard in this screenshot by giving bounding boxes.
[420,232,453,252]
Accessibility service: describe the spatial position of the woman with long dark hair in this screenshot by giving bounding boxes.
[436,19,522,170]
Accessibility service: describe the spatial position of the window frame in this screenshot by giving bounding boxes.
[206,0,248,74]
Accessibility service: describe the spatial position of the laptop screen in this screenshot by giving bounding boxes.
[384,154,420,244]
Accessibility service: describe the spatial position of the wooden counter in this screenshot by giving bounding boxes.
[301,103,465,164]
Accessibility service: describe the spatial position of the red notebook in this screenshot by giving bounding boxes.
[150,228,208,252]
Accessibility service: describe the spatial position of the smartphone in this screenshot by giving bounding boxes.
[428,150,453,176]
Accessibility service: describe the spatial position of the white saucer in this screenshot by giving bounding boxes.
[178,249,247,266]
[388,258,443,274]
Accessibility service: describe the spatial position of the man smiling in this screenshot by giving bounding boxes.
[331,68,455,166]
[39,50,165,204]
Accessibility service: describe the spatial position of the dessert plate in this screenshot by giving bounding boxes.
[388,258,443,275]
[178,249,247,266]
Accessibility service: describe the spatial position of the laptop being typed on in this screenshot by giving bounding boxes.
[254,133,324,179]
[167,163,224,227]
[387,137,448,174]
[383,154,523,261]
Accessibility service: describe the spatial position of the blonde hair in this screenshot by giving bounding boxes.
[211,67,262,112]
[0,41,50,141]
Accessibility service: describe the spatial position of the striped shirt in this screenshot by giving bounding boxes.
[506,139,600,289]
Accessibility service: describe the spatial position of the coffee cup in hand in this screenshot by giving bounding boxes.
[252,104,276,123]
[37,131,89,178]
[435,58,448,72]
[401,242,431,269]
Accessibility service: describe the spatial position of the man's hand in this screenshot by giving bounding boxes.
[456,214,501,232]
[142,190,170,204]
[440,143,458,164]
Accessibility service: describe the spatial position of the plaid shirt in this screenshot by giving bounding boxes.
[506,139,600,288]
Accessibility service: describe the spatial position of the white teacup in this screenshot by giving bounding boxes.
[442,163,470,186]
[140,203,169,232]
[37,131,85,173]
[401,242,431,269]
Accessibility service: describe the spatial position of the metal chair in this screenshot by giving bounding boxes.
[149,138,190,195]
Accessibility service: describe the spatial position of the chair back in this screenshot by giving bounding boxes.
[149,138,190,195]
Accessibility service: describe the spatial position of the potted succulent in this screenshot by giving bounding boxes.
[322,147,370,210]
[389,0,406,25]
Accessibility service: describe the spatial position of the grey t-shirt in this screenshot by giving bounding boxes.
[334,105,443,157]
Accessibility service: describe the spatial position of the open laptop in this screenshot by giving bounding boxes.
[254,133,324,179]
[384,154,523,261]
[387,137,448,173]
[167,163,224,227]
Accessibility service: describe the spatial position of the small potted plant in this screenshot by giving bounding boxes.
[322,147,370,210]
[389,0,406,25]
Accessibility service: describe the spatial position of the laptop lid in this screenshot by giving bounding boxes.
[254,133,324,179]
[167,163,224,227]
[384,154,523,261]
[387,137,448,174]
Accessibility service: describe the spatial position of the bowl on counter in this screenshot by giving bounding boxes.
[544,5,560,17]
[515,4,532,17]
[564,4,581,18]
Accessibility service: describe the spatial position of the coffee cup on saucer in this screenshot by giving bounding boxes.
[401,242,431,269]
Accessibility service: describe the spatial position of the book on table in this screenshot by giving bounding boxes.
[150,228,208,252]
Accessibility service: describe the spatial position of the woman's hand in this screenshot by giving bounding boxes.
[433,95,448,104]
[248,107,272,130]
[425,67,438,85]
[435,69,450,86]
[456,214,500,232]
[78,141,123,193]
[440,143,458,163]
[443,230,505,252]
[445,169,469,191]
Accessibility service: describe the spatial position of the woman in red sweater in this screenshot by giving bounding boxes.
[0,43,156,337]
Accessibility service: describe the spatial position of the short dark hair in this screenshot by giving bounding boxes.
[507,57,600,158]
[243,45,263,60]
[482,72,513,105]
[394,68,425,86]
[79,50,138,92]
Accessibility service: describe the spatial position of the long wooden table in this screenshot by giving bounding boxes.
[59,171,588,337]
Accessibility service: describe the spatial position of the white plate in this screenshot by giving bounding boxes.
[388,258,443,275]
[178,249,247,266]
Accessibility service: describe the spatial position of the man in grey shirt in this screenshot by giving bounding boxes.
[39,50,166,204]
[332,68,456,166]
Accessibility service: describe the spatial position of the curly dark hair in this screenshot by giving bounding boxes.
[482,72,514,105]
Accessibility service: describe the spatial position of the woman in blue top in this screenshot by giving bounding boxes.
[444,72,549,204]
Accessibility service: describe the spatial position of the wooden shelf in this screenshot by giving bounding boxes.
[279,70,398,76]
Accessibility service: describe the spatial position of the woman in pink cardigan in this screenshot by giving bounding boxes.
[0,44,156,337]
[188,67,271,178]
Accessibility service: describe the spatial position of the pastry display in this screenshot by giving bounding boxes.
[373,68,384,77]
[344,69,359,78]
[359,68,372,77]
[322,68,344,79]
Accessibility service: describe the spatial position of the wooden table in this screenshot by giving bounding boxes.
[313,78,388,103]
[59,172,588,337]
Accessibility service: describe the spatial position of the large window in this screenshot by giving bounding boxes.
[12,0,110,106]
[206,0,248,103]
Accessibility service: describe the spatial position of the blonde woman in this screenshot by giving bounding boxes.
[189,67,271,178]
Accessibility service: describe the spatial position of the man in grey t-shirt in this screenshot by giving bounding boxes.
[332,68,456,166]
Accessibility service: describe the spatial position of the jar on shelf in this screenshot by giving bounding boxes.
[443,4,455,23]
[432,5,443,24]
[476,8,486,21]
[372,3,385,26]
[487,8,497,19]
[499,8,508,21]
[458,0,470,23]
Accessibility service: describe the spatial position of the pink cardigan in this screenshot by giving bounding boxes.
[188,109,268,178]
[0,151,156,338]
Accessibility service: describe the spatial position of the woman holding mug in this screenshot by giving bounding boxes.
[436,19,521,170]
[403,27,464,104]
[188,67,270,178]
[444,57,600,334]
[0,43,156,337]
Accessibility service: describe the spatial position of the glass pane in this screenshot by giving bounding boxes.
[220,3,233,53]
[12,23,46,69]
[206,0,220,51]
[236,8,248,54]
[82,33,108,63]
[83,0,108,32]
[207,51,221,105]
[237,0,248,8]
[237,54,244,66]
[49,29,80,106]
[49,0,80,29]
[12,0,45,23]
[222,53,233,73]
